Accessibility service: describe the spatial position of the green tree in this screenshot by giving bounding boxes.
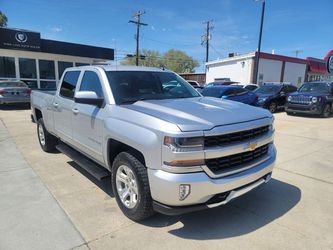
[0,11,8,27]
[161,49,199,73]
[121,49,162,67]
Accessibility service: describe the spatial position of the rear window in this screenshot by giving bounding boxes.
[59,71,81,99]
[0,82,27,88]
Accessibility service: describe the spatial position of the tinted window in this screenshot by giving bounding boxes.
[0,56,16,78]
[59,71,81,99]
[79,71,103,97]
[255,85,282,94]
[298,82,330,94]
[244,85,257,91]
[40,81,57,90]
[106,71,200,104]
[202,87,224,98]
[58,61,73,78]
[22,80,37,89]
[234,88,248,95]
[0,81,27,87]
[19,58,37,79]
[39,60,55,79]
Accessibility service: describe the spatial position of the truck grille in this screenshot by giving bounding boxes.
[204,126,269,148]
[205,144,269,174]
[290,96,311,104]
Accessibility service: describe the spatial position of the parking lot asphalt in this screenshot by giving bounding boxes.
[0,107,332,250]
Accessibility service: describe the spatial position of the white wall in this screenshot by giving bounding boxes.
[257,59,282,84]
[206,58,252,83]
[283,62,307,87]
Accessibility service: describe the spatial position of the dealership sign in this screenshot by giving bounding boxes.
[324,50,333,74]
[0,27,41,51]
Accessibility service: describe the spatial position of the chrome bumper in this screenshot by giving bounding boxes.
[148,144,276,207]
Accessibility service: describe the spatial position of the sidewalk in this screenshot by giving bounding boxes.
[0,119,85,250]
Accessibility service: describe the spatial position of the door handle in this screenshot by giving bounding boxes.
[53,102,59,108]
[72,108,79,115]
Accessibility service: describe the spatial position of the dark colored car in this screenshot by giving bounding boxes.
[254,83,298,113]
[201,86,258,105]
[285,81,333,117]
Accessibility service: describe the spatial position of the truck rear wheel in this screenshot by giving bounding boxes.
[37,118,58,152]
[111,152,154,221]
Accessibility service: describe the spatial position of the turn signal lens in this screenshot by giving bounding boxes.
[163,159,205,167]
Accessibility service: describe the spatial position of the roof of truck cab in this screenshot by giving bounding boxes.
[73,65,172,73]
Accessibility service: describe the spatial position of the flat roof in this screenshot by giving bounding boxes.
[0,27,114,60]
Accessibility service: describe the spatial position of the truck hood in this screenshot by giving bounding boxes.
[289,92,327,98]
[124,97,271,131]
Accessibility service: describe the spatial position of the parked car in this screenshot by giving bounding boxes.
[31,65,276,221]
[205,81,239,87]
[231,83,259,91]
[254,83,298,113]
[0,80,31,105]
[285,81,333,117]
[202,86,258,105]
[187,80,203,93]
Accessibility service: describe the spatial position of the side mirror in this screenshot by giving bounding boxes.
[74,91,104,107]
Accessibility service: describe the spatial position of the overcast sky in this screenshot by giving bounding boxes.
[1,0,333,71]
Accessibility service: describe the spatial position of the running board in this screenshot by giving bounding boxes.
[56,143,110,180]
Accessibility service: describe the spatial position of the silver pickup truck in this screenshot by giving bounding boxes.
[31,65,276,221]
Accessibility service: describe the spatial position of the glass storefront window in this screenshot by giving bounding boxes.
[21,80,38,89]
[40,81,56,89]
[58,61,73,78]
[76,63,89,66]
[0,56,16,78]
[39,60,55,79]
[19,58,37,79]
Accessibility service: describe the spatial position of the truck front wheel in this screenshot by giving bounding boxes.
[321,104,331,118]
[37,118,58,152]
[111,152,154,221]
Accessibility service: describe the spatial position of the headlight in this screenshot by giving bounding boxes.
[311,97,318,103]
[164,136,204,152]
[287,96,292,102]
[269,116,275,131]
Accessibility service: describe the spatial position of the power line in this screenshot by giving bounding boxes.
[129,10,148,66]
[141,36,198,47]
[209,44,224,58]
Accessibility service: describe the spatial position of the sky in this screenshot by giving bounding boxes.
[1,0,333,72]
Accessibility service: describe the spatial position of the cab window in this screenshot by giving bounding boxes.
[79,71,103,97]
[59,71,81,99]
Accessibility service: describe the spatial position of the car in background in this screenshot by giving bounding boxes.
[187,80,203,93]
[205,81,239,87]
[201,85,258,105]
[0,80,31,105]
[285,81,333,118]
[231,83,259,91]
[254,83,298,113]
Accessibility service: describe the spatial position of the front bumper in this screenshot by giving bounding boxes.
[285,103,322,115]
[148,144,276,211]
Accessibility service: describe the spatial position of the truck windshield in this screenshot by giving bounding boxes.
[298,82,330,94]
[106,71,200,104]
[254,85,282,94]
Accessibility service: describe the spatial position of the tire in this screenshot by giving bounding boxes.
[321,104,331,118]
[268,102,277,113]
[286,111,293,116]
[37,118,58,152]
[111,152,154,221]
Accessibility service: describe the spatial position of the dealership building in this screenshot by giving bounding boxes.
[0,27,114,89]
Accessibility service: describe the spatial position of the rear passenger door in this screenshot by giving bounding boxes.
[72,70,105,164]
[53,70,81,144]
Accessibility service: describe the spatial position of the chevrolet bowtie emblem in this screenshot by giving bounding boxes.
[248,143,257,151]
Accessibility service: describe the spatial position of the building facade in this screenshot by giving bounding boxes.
[206,52,308,87]
[0,27,114,89]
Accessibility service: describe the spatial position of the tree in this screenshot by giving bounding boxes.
[161,49,199,73]
[0,11,8,27]
[121,49,199,73]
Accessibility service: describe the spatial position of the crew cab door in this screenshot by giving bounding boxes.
[72,70,105,164]
[53,70,81,143]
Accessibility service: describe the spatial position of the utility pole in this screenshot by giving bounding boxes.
[294,49,303,58]
[254,0,266,85]
[129,11,148,66]
[202,21,213,63]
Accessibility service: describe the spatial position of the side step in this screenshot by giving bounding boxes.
[56,143,110,180]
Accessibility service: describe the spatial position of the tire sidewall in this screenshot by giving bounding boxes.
[322,104,331,118]
[111,152,151,220]
[37,118,48,151]
[269,102,277,113]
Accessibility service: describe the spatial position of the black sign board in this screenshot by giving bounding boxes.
[0,28,41,51]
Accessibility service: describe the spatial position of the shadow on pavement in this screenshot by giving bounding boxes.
[142,178,301,239]
[67,161,114,197]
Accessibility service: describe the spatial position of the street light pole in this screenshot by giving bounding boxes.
[254,0,266,85]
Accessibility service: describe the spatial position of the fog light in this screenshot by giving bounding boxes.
[179,184,191,201]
